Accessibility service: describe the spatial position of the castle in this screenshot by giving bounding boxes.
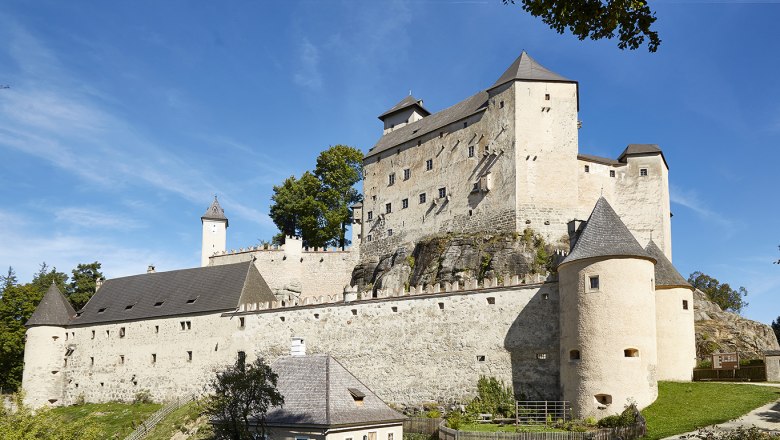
[22,52,695,419]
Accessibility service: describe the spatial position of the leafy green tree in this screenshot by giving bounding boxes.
[772,316,780,345]
[1,267,17,295]
[688,271,748,314]
[503,0,661,52]
[66,262,103,310]
[205,355,284,440]
[0,393,103,439]
[269,145,363,249]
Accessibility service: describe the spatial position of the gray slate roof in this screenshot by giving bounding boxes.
[765,350,780,356]
[378,95,430,120]
[577,153,621,166]
[490,51,574,89]
[202,196,228,226]
[618,144,668,168]
[645,240,692,289]
[26,284,76,327]
[560,197,655,266]
[367,91,489,159]
[71,262,274,326]
[264,355,405,427]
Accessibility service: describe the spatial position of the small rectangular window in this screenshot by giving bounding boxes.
[536,353,548,360]
[419,193,426,204]
[106,330,110,338]
[439,131,444,138]
[91,330,95,339]
[438,187,446,198]
[388,173,395,185]
[486,297,495,305]
[476,355,486,362]
[610,170,615,177]
[367,211,373,221]
[545,93,550,100]
[499,100,504,108]
[387,229,393,237]
[119,355,125,364]
[426,159,433,171]
[640,168,648,177]
[180,321,186,330]
[385,203,392,214]
[468,145,475,157]
[366,235,372,242]
[682,300,689,310]
[186,321,191,330]
[119,327,126,338]
[238,351,246,367]
[155,325,159,334]
[589,276,600,290]
[187,351,193,362]
[239,317,245,328]
[90,357,94,366]
[403,168,411,180]
[402,198,409,209]
[584,165,590,173]
[152,353,157,364]
[463,122,468,128]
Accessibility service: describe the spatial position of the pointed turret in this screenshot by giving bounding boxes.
[202,196,228,227]
[645,240,690,289]
[26,283,75,327]
[561,197,654,266]
[490,51,574,90]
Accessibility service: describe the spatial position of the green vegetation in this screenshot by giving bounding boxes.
[457,423,568,433]
[772,316,780,344]
[688,271,748,314]
[144,400,212,440]
[50,401,161,438]
[641,382,780,439]
[465,376,516,419]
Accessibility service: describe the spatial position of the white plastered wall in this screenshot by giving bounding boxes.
[655,286,696,381]
[559,257,658,418]
[22,326,67,408]
[202,218,227,267]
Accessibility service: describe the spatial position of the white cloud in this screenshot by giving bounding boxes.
[54,207,146,230]
[670,184,733,229]
[293,38,323,89]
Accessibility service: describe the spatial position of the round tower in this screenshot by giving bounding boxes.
[645,240,696,381]
[201,196,228,267]
[22,283,76,408]
[558,197,658,418]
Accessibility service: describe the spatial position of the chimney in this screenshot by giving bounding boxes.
[95,277,103,292]
[147,265,156,274]
[291,337,306,356]
[567,219,586,251]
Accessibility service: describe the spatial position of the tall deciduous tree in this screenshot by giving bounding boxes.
[205,355,284,440]
[269,145,363,249]
[67,262,103,310]
[503,0,661,52]
[772,316,780,345]
[688,271,749,314]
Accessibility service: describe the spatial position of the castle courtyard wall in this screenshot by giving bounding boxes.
[54,284,560,406]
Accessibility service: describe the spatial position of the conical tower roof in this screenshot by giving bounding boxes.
[560,197,654,266]
[490,51,574,89]
[26,283,76,327]
[645,240,691,289]
[377,95,430,120]
[202,196,228,226]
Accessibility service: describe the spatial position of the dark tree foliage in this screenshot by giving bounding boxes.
[772,316,780,345]
[205,355,284,440]
[0,263,68,392]
[67,262,103,310]
[503,0,661,52]
[269,145,363,249]
[688,271,748,314]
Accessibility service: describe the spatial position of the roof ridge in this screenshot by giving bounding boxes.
[490,51,574,89]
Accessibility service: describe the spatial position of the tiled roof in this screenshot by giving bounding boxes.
[70,262,274,326]
[645,240,692,289]
[765,350,780,357]
[618,144,668,168]
[577,153,621,166]
[490,51,574,89]
[367,91,489,159]
[560,197,655,266]
[26,283,76,327]
[378,95,430,120]
[202,196,228,226]
[264,355,405,427]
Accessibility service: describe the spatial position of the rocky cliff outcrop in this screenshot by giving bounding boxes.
[693,289,780,360]
[351,230,565,294]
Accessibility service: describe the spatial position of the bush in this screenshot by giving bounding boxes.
[596,404,638,428]
[0,393,104,440]
[464,376,515,419]
[425,410,441,419]
[133,389,153,404]
[445,411,465,429]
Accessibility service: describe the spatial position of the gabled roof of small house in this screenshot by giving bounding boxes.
[560,197,655,266]
[26,283,76,327]
[202,196,228,226]
[490,51,574,89]
[70,262,273,326]
[645,240,692,289]
[264,354,405,427]
[378,95,430,120]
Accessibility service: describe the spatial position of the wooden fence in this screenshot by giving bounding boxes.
[405,417,443,436]
[693,366,767,382]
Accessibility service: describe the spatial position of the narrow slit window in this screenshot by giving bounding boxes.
[119,327,126,338]
[239,317,245,328]
[91,330,95,339]
[426,159,433,171]
[119,355,125,364]
[682,300,689,310]
[386,203,392,214]
[468,145,475,157]
[187,351,193,362]
[610,170,615,177]
[402,198,409,209]
[152,353,156,364]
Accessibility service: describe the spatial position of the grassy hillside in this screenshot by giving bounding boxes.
[49,401,161,438]
[143,400,212,440]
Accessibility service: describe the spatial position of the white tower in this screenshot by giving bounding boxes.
[201,196,228,267]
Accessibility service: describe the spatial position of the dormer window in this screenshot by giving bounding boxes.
[154,301,164,307]
[348,387,365,406]
[125,304,133,311]
[98,308,106,314]
[186,298,197,304]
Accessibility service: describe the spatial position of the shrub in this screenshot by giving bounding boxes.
[133,389,153,404]
[596,404,638,428]
[425,410,441,419]
[445,411,465,429]
[465,376,515,419]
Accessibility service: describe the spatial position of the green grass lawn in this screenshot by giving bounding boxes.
[144,400,213,440]
[50,401,162,439]
[641,382,780,439]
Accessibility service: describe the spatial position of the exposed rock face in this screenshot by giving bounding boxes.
[693,289,780,360]
[351,231,563,293]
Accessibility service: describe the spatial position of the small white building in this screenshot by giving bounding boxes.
[258,347,405,440]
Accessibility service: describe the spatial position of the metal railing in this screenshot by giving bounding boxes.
[124,391,201,440]
[515,401,571,426]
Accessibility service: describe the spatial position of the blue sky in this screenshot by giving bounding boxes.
[1,1,778,324]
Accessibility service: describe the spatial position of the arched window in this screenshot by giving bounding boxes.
[624,348,639,358]
[569,350,581,360]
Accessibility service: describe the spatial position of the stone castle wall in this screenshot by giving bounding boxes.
[54,283,560,407]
